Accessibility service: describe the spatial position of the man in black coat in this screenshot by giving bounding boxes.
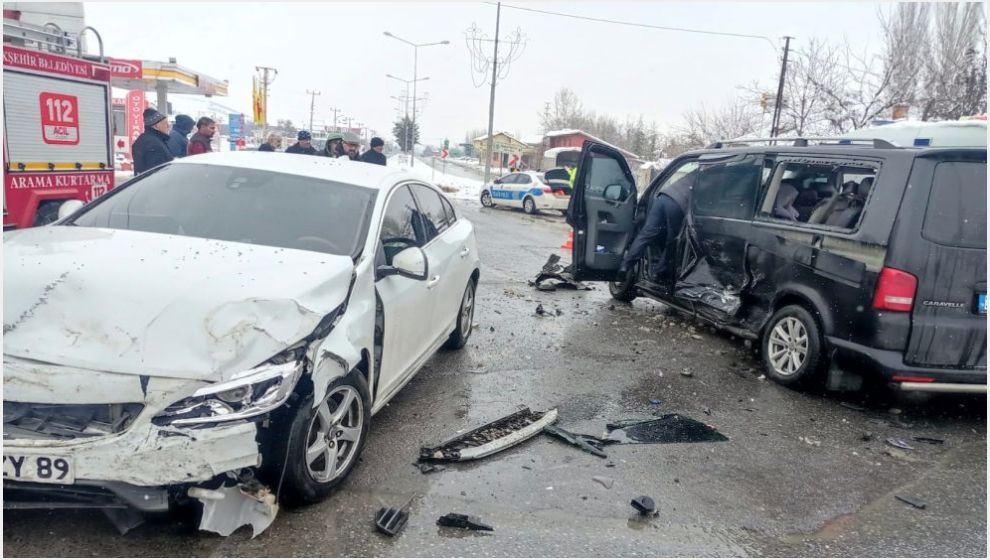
[285,130,318,155]
[360,137,387,166]
[132,109,174,174]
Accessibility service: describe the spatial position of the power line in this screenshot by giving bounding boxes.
[490,2,779,52]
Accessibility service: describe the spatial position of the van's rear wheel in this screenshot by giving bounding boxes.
[608,268,638,303]
[761,305,825,387]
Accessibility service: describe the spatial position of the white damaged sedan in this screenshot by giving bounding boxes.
[3,152,480,534]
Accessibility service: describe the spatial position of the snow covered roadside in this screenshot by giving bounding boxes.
[389,155,486,202]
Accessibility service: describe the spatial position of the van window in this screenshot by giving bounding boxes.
[693,155,762,219]
[922,161,987,248]
[757,161,877,229]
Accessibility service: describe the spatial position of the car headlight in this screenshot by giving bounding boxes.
[152,351,305,427]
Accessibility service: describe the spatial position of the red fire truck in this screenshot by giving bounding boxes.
[3,17,114,229]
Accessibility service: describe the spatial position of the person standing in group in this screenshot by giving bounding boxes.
[285,130,318,155]
[360,137,387,166]
[258,132,283,152]
[132,108,174,174]
[321,132,343,157]
[165,114,195,157]
[338,131,362,160]
[187,117,217,155]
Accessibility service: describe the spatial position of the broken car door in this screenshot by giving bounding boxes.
[675,153,765,323]
[569,141,638,281]
[375,184,436,398]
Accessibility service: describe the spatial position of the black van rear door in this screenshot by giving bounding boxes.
[889,151,987,369]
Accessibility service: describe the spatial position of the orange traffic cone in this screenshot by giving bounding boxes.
[561,230,574,250]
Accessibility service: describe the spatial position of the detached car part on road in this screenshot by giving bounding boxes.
[2,152,481,535]
[567,135,986,393]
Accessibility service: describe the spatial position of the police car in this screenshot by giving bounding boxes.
[479,169,572,215]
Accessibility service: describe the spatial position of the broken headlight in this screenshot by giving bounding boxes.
[152,349,305,427]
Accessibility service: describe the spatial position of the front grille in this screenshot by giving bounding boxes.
[3,402,144,440]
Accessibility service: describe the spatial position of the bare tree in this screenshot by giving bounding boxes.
[779,38,844,135]
[679,100,765,146]
[539,87,586,132]
[918,2,987,120]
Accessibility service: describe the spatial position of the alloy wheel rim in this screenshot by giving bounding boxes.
[767,317,809,377]
[305,385,363,483]
[461,284,475,338]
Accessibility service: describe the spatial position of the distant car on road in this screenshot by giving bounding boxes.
[480,169,572,215]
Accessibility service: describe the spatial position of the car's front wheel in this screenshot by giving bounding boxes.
[761,305,826,388]
[523,197,538,215]
[268,370,371,506]
[480,190,495,208]
[444,278,476,350]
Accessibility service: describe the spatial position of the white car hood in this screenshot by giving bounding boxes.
[3,226,354,381]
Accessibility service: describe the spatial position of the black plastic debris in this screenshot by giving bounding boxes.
[536,304,546,316]
[605,415,728,445]
[885,438,915,450]
[913,436,945,445]
[861,432,874,442]
[376,496,416,537]
[529,254,591,292]
[420,408,558,462]
[437,513,494,531]
[417,462,446,474]
[839,402,866,412]
[543,424,612,458]
[631,495,658,516]
[895,495,927,510]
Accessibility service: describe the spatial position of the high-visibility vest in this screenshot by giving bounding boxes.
[567,166,577,186]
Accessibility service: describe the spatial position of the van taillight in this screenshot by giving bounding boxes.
[873,267,917,312]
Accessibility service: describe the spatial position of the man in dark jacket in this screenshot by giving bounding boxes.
[187,117,216,155]
[360,137,387,166]
[285,130,318,155]
[339,131,362,160]
[618,169,695,281]
[132,109,173,174]
[165,114,195,157]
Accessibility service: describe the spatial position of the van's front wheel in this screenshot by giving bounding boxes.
[608,268,638,303]
[761,305,825,388]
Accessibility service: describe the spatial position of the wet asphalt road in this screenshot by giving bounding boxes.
[4,199,987,557]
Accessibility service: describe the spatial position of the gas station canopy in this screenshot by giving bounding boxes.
[108,57,227,109]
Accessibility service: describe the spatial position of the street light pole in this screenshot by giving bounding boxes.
[384,31,449,167]
[483,3,501,184]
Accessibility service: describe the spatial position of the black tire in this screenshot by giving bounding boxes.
[608,275,638,303]
[480,190,495,208]
[265,369,371,506]
[33,200,63,227]
[444,278,476,350]
[761,305,826,388]
[523,197,538,215]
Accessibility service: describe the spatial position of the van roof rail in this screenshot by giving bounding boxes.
[706,137,899,149]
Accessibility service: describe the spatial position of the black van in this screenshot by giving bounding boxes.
[568,138,987,393]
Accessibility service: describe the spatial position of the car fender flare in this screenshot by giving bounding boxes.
[765,284,834,337]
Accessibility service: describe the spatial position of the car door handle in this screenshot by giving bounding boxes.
[427,275,441,289]
[459,247,471,258]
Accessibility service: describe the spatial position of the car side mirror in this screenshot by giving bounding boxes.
[376,246,428,281]
[57,199,85,221]
[603,184,626,202]
[493,178,502,184]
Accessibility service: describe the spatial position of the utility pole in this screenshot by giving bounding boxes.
[329,107,341,131]
[483,2,502,184]
[306,90,321,132]
[255,66,278,137]
[770,36,792,139]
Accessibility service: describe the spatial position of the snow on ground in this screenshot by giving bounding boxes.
[389,155,485,202]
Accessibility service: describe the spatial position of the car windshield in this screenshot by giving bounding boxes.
[68,163,377,257]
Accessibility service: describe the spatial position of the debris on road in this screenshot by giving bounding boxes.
[680,368,693,378]
[536,303,547,316]
[592,476,615,489]
[529,254,591,292]
[437,513,494,531]
[649,399,662,405]
[630,495,658,516]
[861,432,874,442]
[895,495,927,510]
[420,407,559,462]
[885,438,915,450]
[839,402,866,412]
[417,462,446,474]
[196,482,279,538]
[913,436,945,445]
[703,407,712,416]
[605,415,728,444]
[543,424,612,458]
[375,495,416,537]
[799,436,822,447]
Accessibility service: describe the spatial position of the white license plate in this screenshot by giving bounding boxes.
[3,453,75,484]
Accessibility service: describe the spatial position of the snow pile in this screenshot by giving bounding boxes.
[390,155,485,202]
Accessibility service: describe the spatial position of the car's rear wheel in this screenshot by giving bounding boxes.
[444,278,476,350]
[608,267,638,303]
[523,197,538,215]
[268,370,371,506]
[761,305,826,388]
[480,191,494,208]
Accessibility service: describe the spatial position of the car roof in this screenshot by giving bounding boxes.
[173,151,419,192]
[681,144,986,160]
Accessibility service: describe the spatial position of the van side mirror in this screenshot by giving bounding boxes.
[603,184,626,202]
[57,199,85,221]
[376,246,428,281]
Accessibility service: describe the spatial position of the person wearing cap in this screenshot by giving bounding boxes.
[360,137,387,166]
[338,131,362,160]
[258,132,283,152]
[132,108,174,175]
[187,117,217,155]
[286,130,318,155]
[165,114,195,157]
[320,132,343,158]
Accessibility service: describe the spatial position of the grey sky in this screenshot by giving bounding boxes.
[83,1,888,144]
